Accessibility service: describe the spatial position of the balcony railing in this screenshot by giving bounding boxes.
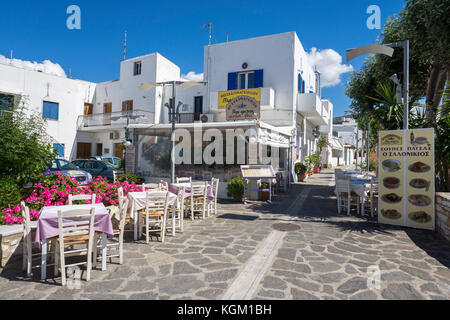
[77,110,154,128]
[177,112,203,123]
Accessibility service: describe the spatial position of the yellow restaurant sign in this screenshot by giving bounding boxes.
[378,128,435,230]
[218,89,261,110]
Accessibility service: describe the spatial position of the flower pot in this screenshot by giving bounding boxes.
[313,166,320,173]
[296,173,306,182]
[261,190,270,201]
[308,171,313,176]
[233,194,243,202]
[323,164,328,169]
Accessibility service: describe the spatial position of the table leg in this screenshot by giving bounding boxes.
[41,239,47,280]
[361,197,365,217]
[102,233,107,271]
[134,216,138,241]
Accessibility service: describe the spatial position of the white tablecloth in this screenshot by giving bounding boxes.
[127,191,178,220]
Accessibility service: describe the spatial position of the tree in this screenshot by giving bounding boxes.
[0,95,57,188]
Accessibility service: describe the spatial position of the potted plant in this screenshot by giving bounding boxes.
[317,136,328,168]
[227,177,244,202]
[259,182,270,201]
[305,156,313,175]
[294,162,307,182]
[311,151,321,173]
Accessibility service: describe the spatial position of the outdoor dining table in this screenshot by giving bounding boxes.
[348,177,377,216]
[127,191,178,241]
[34,203,114,280]
[168,182,215,201]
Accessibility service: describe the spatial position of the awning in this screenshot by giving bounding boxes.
[329,137,343,150]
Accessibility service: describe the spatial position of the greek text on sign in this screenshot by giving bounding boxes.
[218,88,261,110]
[226,95,260,121]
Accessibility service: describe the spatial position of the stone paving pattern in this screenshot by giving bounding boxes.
[0,169,449,300]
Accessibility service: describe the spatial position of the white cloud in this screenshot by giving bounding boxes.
[306,47,353,87]
[0,54,67,78]
[180,71,203,82]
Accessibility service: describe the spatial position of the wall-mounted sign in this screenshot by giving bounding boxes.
[218,88,260,110]
[378,128,435,230]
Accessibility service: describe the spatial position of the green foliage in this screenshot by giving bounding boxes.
[294,162,307,174]
[317,136,328,151]
[0,176,22,210]
[306,151,321,167]
[360,159,377,172]
[259,182,270,189]
[116,173,145,184]
[0,96,57,188]
[227,176,244,200]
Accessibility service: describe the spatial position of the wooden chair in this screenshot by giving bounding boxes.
[169,186,185,233]
[20,202,56,276]
[335,178,360,216]
[208,178,219,216]
[138,191,170,243]
[54,207,96,286]
[176,177,192,183]
[142,183,159,191]
[370,177,379,217]
[159,180,168,191]
[187,181,208,220]
[68,194,96,205]
[95,198,129,265]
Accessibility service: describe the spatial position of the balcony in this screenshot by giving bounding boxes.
[210,87,275,112]
[297,93,328,126]
[77,110,154,130]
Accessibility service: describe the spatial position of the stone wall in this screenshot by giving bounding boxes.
[436,192,450,241]
[0,232,24,267]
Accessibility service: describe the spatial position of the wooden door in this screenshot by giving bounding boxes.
[77,142,92,159]
[104,103,112,125]
[114,143,124,159]
[122,100,133,113]
[84,103,93,116]
[96,143,103,156]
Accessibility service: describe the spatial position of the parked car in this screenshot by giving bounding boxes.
[71,159,122,182]
[45,158,93,185]
[88,156,123,169]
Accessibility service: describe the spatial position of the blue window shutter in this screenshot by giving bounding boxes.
[43,102,49,118]
[227,72,237,90]
[302,80,305,93]
[53,103,59,120]
[254,69,263,88]
[298,74,302,92]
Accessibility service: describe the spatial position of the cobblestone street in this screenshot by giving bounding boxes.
[1,169,449,300]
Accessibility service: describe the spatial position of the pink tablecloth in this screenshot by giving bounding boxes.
[169,183,214,201]
[34,203,114,247]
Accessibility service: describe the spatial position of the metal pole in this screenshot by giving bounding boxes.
[356,127,359,169]
[366,128,370,171]
[171,81,176,184]
[403,40,409,130]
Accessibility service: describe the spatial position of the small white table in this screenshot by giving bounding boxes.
[36,203,112,280]
[127,191,178,241]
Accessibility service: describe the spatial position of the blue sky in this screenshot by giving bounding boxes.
[0,0,406,116]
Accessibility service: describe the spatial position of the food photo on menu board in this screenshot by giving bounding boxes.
[378,128,435,230]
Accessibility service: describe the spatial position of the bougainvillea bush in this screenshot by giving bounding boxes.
[0,173,143,225]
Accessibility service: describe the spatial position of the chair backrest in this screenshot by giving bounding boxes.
[211,178,219,197]
[145,191,170,213]
[142,183,159,191]
[119,198,129,231]
[177,186,185,211]
[117,187,124,210]
[370,177,379,193]
[57,208,96,240]
[335,178,351,194]
[113,171,118,183]
[159,180,168,191]
[21,201,31,239]
[191,181,207,198]
[68,193,96,205]
[176,177,192,183]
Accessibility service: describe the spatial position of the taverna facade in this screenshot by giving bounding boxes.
[0,31,338,197]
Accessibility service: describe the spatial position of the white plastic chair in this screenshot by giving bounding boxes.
[54,207,96,286]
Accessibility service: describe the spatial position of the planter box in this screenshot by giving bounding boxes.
[296,173,306,182]
[261,190,270,201]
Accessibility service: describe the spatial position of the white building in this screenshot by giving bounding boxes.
[1,31,335,195]
[332,116,363,166]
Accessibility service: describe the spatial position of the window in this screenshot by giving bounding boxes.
[53,144,65,157]
[228,69,263,90]
[194,96,203,121]
[134,61,142,75]
[0,93,14,110]
[96,143,103,156]
[43,101,59,120]
[122,100,133,113]
[237,72,255,89]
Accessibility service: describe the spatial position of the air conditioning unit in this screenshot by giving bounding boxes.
[199,113,214,123]
[109,131,120,140]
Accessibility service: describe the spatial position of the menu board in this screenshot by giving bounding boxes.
[378,128,435,230]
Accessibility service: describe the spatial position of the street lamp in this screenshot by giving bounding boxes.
[346,40,410,129]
